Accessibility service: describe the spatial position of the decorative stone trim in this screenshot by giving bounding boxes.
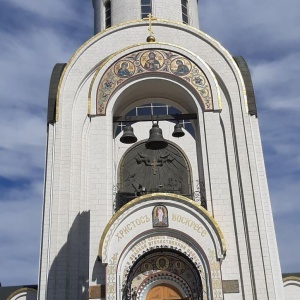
[138,271,191,299]
[96,49,213,115]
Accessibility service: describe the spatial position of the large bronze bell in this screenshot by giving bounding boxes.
[172,123,185,138]
[120,125,137,144]
[146,123,168,149]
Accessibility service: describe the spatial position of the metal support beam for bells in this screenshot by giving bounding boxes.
[117,113,195,144]
[113,113,197,123]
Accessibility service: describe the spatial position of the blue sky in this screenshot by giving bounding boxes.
[0,0,299,286]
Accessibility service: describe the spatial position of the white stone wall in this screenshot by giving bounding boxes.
[284,279,300,300]
[39,20,284,299]
[93,0,199,33]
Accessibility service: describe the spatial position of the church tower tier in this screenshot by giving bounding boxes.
[39,1,286,299]
[92,0,199,34]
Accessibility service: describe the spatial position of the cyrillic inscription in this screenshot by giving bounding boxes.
[172,214,207,236]
[116,215,150,240]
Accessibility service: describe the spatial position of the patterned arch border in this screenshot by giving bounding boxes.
[119,234,210,299]
[137,271,192,299]
[96,49,213,115]
[283,276,300,283]
[7,288,37,300]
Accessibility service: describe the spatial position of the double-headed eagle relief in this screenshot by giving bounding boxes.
[118,142,192,209]
[136,151,175,175]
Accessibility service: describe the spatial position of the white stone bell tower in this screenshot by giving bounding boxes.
[92,0,199,33]
[39,1,285,299]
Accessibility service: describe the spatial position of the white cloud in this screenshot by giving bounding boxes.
[0,1,93,285]
[251,52,300,110]
[0,28,77,108]
[271,179,300,216]
[0,196,42,285]
[200,0,300,52]
[275,217,300,272]
[2,0,91,24]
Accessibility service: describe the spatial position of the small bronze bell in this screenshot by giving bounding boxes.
[146,123,168,149]
[172,123,185,138]
[120,125,137,144]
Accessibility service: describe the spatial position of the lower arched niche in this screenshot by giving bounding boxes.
[99,193,226,300]
[124,249,202,300]
[117,232,213,300]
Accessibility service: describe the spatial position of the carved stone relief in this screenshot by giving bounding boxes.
[118,142,192,209]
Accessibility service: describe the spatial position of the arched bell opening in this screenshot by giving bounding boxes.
[110,76,209,211]
[122,248,203,300]
[111,75,201,117]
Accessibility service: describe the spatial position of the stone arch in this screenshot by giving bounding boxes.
[99,194,226,260]
[283,276,300,299]
[110,75,200,117]
[53,21,255,122]
[139,274,189,299]
[123,248,203,300]
[96,48,214,114]
[6,288,37,300]
[88,43,222,116]
[117,234,210,300]
[99,193,226,300]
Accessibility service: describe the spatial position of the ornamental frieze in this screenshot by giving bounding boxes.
[96,49,213,114]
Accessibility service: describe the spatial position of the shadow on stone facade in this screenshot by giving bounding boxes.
[92,257,105,284]
[47,211,90,299]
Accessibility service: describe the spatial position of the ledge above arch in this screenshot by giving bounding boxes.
[283,275,300,284]
[98,193,226,263]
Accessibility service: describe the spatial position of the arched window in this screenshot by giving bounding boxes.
[105,0,111,28]
[181,0,189,24]
[141,0,152,19]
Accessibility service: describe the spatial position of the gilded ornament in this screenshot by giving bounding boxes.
[96,49,213,115]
